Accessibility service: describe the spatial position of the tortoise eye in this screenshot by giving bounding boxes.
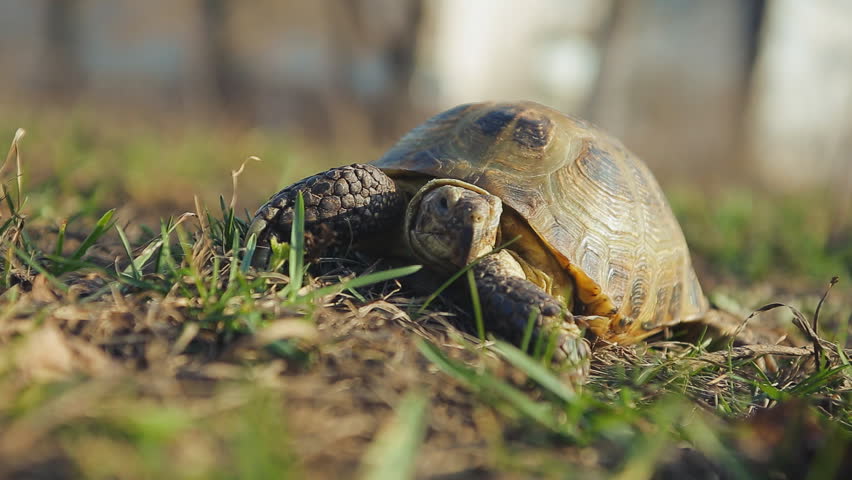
[438,196,449,212]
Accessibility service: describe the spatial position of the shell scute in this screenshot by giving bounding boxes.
[512,113,554,149]
[577,145,633,201]
[474,106,519,137]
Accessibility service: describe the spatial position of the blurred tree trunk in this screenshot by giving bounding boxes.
[590,0,755,182]
[582,0,623,118]
[746,0,852,193]
[327,0,424,143]
[378,0,424,138]
[41,0,83,99]
[200,0,245,113]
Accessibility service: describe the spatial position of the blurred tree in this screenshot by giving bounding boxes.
[380,0,424,135]
[591,0,760,181]
[328,0,424,142]
[40,0,83,99]
[200,0,246,113]
[747,0,852,193]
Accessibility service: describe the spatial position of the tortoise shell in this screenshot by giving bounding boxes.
[372,101,708,343]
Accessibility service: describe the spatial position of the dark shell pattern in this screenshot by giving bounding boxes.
[372,101,708,343]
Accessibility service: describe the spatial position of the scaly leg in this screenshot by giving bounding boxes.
[470,250,590,380]
[247,163,405,267]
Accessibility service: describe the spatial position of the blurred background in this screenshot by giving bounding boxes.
[0,0,850,287]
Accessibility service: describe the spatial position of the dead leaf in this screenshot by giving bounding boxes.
[14,326,116,380]
[31,275,60,303]
[254,319,319,345]
[15,326,75,381]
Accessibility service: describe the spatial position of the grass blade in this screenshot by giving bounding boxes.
[122,237,163,276]
[491,340,577,402]
[115,222,140,280]
[15,248,68,293]
[417,261,476,314]
[176,224,208,299]
[789,364,849,396]
[159,221,178,275]
[124,213,196,277]
[358,391,428,480]
[42,254,107,275]
[209,254,221,294]
[71,208,116,260]
[53,220,67,257]
[228,221,241,285]
[267,237,289,272]
[2,183,17,215]
[242,230,257,274]
[417,235,521,314]
[520,308,537,352]
[1,128,26,211]
[466,269,485,341]
[305,265,422,300]
[288,192,305,301]
[417,339,563,433]
[0,216,16,238]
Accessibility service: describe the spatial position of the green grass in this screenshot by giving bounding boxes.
[0,115,850,479]
[670,187,852,284]
[358,391,429,480]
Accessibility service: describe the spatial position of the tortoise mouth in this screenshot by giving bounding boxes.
[404,179,502,271]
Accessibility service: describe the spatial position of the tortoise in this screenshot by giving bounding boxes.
[247,101,712,379]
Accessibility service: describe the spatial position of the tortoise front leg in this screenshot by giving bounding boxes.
[470,250,590,379]
[405,181,590,378]
[247,164,405,268]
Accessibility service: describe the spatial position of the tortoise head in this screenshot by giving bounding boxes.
[405,178,502,272]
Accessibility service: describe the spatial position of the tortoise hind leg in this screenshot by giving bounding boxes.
[248,163,405,268]
[470,250,590,380]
